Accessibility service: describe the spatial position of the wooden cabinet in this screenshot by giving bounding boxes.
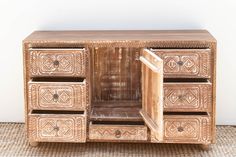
[23,30,216,149]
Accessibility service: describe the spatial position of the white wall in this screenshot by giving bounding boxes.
[0,0,235,125]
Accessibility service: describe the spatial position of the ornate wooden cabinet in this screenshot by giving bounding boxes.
[23,30,216,149]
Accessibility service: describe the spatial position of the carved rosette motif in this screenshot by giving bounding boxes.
[153,49,211,78]
[89,125,147,141]
[29,49,86,77]
[28,115,86,142]
[28,82,86,110]
[164,83,212,112]
[163,116,211,143]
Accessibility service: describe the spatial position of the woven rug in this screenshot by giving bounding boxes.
[0,123,235,157]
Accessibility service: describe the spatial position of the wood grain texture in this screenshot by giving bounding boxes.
[92,47,141,102]
[23,30,216,48]
[140,49,163,141]
[24,30,216,43]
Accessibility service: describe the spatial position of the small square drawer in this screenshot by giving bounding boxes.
[28,111,86,143]
[29,48,87,77]
[28,79,87,111]
[89,122,147,141]
[164,82,212,112]
[152,49,211,78]
[163,114,211,144]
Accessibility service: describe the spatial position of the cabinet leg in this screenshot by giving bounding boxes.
[29,141,39,147]
[200,144,210,150]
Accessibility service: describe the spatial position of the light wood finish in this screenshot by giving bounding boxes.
[23,30,216,148]
[152,49,211,78]
[28,80,87,111]
[140,49,163,141]
[163,82,212,112]
[163,115,211,144]
[89,123,147,141]
[91,103,142,122]
[29,49,87,77]
[92,47,141,102]
[28,113,86,143]
[24,30,216,44]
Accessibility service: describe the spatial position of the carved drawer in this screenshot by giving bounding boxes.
[28,80,87,111]
[28,112,86,143]
[29,48,87,77]
[163,115,211,144]
[152,49,211,78]
[89,123,148,141]
[163,82,212,112]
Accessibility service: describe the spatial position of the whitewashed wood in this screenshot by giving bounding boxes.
[140,48,163,142]
[28,80,87,111]
[89,123,147,141]
[29,49,86,77]
[23,30,216,147]
[28,113,86,143]
[163,82,212,112]
[163,115,211,144]
[151,49,211,78]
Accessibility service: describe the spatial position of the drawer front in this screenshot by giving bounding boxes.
[164,83,212,112]
[163,115,211,144]
[28,81,87,110]
[152,49,211,78]
[29,49,87,77]
[28,114,86,143]
[89,124,147,141]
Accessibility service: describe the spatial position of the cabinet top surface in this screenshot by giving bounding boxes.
[24,30,216,43]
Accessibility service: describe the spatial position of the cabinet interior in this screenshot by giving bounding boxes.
[91,47,142,122]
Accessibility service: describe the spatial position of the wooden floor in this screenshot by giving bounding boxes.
[0,123,235,157]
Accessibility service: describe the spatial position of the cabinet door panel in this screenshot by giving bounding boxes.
[140,49,163,141]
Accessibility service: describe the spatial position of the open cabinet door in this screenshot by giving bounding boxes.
[140,48,163,141]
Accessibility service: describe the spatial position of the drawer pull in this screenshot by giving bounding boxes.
[177,126,184,132]
[177,61,184,66]
[115,130,121,138]
[53,94,59,102]
[53,60,60,67]
[53,126,59,131]
[178,95,184,101]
